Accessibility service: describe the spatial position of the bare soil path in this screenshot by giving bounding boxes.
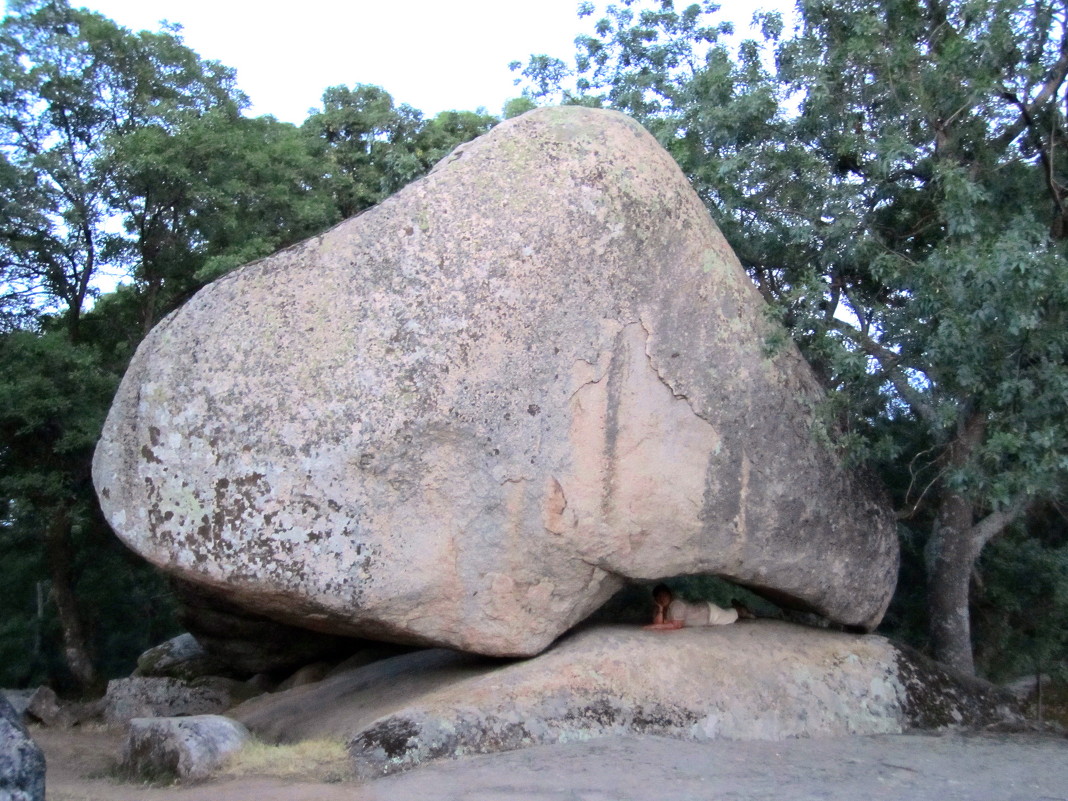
[37,725,1068,801]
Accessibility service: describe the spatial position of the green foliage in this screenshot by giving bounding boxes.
[502,96,538,119]
[303,84,497,218]
[0,329,179,689]
[303,84,425,218]
[0,0,246,339]
[415,109,498,167]
[665,575,781,618]
[108,110,340,326]
[974,516,1068,681]
[0,330,114,493]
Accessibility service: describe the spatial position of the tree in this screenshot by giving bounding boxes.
[776,0,1068,676]
[106,110,339,333]
[0,329,117,687]
[974,514,1068,688]
[0,0,245,341]
[0,0,245,690]
[303,84,497,219]
[303,84,427,218]
[0,150,58,329]
[413,108,498,166]
[516,0,1068,675]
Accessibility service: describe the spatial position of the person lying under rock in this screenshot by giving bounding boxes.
[644,584,753,630]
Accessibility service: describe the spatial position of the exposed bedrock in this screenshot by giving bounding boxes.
[228,623,1020,778]
[93,106,898,656]
[346,624,1020,778]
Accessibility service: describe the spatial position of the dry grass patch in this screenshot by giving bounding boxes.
[216,738,352,783]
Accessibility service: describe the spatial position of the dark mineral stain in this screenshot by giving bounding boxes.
[357,718,420,759]
[565,697,619,727]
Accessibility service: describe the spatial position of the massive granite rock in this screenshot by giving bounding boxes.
[93,106,898,656]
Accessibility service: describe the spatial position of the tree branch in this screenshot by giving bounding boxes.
[975,494,1035,550]
[995,46,1068,152]
[1003,91,1066,224]
[829,318,942,427]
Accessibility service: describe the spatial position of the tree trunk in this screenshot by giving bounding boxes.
[926,493,981,674]
[925,411,986,675]
[44,505,97,690]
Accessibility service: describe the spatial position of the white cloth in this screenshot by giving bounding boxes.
[666,598,739,627]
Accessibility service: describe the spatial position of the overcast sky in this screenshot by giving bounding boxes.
[75,0,784,123]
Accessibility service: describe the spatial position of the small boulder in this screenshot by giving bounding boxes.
[24,686,71,728]
[122,715,250,782]
[0,693,45,801]
[64,696,106,727]
[135,633,229,680]
[0,691,33,719]
[104,677,233,725]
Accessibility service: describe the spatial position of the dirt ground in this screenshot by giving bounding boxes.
[35,725,1068,801]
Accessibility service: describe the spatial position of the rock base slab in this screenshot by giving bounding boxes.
[353,623,1020,776]
[232,622,1019,778]
[351,622,1017,776]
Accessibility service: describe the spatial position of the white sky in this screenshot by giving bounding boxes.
[75,0,785,123]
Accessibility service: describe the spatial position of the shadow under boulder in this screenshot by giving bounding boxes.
[171,577,374,677]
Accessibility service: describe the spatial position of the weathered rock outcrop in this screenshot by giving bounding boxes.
[93,106,897,656]
[0,693,45,801]
[229,622,1020,778]
[123,715,250,782]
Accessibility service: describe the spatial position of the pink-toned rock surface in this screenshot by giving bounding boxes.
[93,106,897,656]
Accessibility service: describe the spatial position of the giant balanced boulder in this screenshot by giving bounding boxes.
[93,107,898,656]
